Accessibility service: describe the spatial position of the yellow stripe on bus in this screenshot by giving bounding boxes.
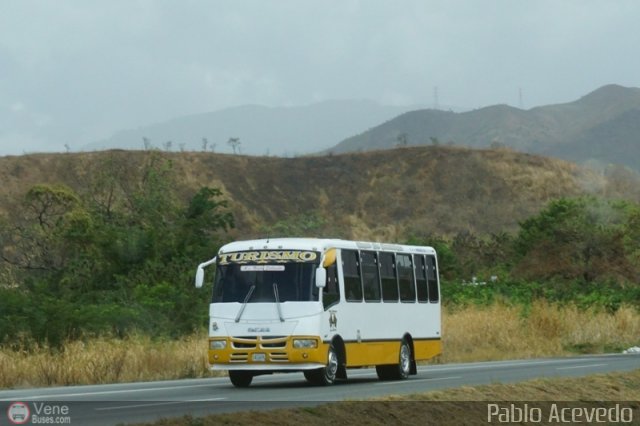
[345,339,441,367]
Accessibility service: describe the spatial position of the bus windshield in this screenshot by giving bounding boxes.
[212,257,319,303]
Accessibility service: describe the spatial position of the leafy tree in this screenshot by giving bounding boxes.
[0,152,234,346]
[0,184,86,274]
[513,197,638,283]
[625,207,640,268]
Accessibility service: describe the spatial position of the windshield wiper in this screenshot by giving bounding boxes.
[273,283,284,322]
[235,284,255,323]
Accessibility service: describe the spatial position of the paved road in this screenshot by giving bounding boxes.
[1,354,639,425]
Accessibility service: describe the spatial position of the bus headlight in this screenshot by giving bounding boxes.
[293,339,318,349]
[209,340,227,350]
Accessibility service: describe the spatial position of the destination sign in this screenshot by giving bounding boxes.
[218,250,319,265]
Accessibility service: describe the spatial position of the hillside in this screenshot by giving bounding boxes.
[81,100,420,157]
[1,147,638,241]
[329,85,640,170]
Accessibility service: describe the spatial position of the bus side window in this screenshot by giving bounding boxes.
[342,249,363,302]
[323,263,340,309]
[379,252,398,302]
[427,255,440,303]
[397,254,416,302]
[361,251,381,302]
[415,254,429,302]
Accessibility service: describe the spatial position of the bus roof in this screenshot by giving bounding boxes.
[217,238,436,255]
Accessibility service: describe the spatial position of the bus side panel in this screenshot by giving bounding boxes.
[343,338,441,367]
[344,341,401,367]
[413,338,442,361]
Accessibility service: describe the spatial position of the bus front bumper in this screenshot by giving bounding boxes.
[208,335,328,370]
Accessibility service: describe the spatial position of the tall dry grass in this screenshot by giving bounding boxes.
[1,301,639,388]
[441,301,640,363]
[0,333,215,389]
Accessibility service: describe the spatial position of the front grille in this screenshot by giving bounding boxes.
[227,336,289,363]
[230,352,249,363]
[260,336,287,349]
[269,352,288,362]
[232,341,256,349]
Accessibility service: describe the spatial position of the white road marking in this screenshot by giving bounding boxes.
[375,376,462,386]
[95,397,226,411]
[556,363,608,371]
[0,383,219,401]
[424,359,598,373]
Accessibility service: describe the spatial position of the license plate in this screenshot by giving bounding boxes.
[252,353,266,362]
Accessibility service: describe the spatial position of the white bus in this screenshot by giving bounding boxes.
[195,238,441,387]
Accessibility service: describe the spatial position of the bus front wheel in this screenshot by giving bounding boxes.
[304,345,338,385]
[229,370,253,387]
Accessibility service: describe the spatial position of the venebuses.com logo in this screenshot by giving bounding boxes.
[7,401,30,425]
[6,401,72,424]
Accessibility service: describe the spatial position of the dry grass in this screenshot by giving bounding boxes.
[3,148,639,243]
[441,301,640,363]
[1,301,639,389]
[0,333,217,389]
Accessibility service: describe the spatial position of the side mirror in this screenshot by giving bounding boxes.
[195,266,205,288]
[194,256,217,289]
[315,267,326,288]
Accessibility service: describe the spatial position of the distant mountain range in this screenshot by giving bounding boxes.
[328,85,640,170]
[83,85,640,170]
[82,101,423,156]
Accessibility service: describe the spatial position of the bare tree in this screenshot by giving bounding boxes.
[142,137,152,150]
[163,140,173,151]
[202,137,209,152]
[227,137,241,154]
[396,133,408,147]
[179,143,186,152]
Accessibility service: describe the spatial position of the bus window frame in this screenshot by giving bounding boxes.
[427,254,440,303]
[379,251,399,303]
[414,254,429,303]
[361,250,382,303]
[343,249,363,303]
[397,253,416,303]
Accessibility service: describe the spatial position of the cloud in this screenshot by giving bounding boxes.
[0,0,639,155]
[9,102,25,112]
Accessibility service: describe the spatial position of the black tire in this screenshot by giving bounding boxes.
[376,339,411,381]
[375,364,392,380]
[397,339,411,379]
[228,370,253,387]
[304,344,339,385]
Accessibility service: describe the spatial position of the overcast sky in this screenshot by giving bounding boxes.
[1,0,639,155]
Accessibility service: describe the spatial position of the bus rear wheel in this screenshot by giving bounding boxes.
[304,345,338,385]
[376,339,411,381]
[229,370,253,387]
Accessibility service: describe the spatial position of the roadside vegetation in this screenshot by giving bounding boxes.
[0,152,233,347]
[2,302,639,389]
[0,151,639,389]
